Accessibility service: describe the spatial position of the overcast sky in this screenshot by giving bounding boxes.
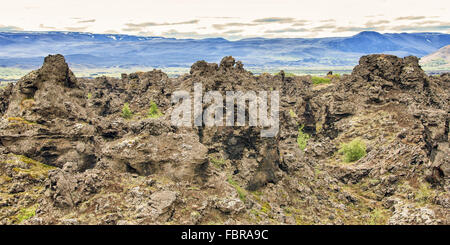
[0,0,449,39]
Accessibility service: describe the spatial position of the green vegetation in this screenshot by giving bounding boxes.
[314,167,322,179]
[297,125,310,151]
[147,101,163,119]
[311,76,331,85]
[261,202,272,214]
[15,205,37,223]
[315,122,323,133]
[227,176,247,202]
[368,208,389,225]
[7,117,37,125]
[338,138,367,162]
[274,72,296,77]
[415,183,434,204]
[6,154,56,179]
[289,109,297,118]
[328,73,341,79]
[253,68,353,77]
[283,205,313,225]
[209,156,226,168]
[121,103,133,119]
[87,93,92,99]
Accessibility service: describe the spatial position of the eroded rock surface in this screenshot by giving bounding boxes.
[0,54,448,225]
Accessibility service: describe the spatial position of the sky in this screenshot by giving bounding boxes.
[0,0,449,40]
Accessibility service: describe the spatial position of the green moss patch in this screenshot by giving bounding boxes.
[297,125,310,151]
[338,138,367,162]
[311,76,331,85]
[227,176,247,202]
[2,154,56,179]
[14,205,37,223]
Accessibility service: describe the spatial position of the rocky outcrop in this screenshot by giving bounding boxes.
[0,54,448,225]
[102,125,208,181]
[0,55,97,171]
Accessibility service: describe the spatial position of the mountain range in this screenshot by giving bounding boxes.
[0,31,450,70]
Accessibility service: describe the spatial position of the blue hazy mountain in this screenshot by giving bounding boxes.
[0,31,449,69]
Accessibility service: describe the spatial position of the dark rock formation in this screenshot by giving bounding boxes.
[0,54,448,225]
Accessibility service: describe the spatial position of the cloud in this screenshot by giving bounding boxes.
[332,26,378,33]
[212,17,309,30]
[212,23,257,30]
[264,27,308,34]
[200,16,236,19]
[415,20,442,25]
[161,29,244,40]
[39,24,56,29]
[103,30,119,34]
[291,20,310,26]
[125,20,199,28]
[395,16,427,21]
[327,20,450,34]
[162,29,202,38]
[223,29,243,34]
[122,27,143,32]
[65,26,89,32]
[311,24,338,32]
[77,19,96,23]
[177,20,200,25]
[365,20,390,27]
[123,20,200,32]
[138,31,155,36]
[0,25,23,32]
[390,24,450,32]
[125,22,161,28]
[253,17,296,24]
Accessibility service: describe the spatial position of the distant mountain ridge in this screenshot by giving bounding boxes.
[0,31,449,69]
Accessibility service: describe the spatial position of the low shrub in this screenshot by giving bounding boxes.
[311,76,331,85]
[297,125,310,151]
[338,138,367,162]
[121,103,133,119]
[147,101,163,118]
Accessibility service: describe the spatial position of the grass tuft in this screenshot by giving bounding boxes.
[121,103,133,119]
[311,76,331,85]
[338,138,367,162]
[297,125,310,151]
[209,156,226,168]
[147,101,163,119]
[15,205,37,223]
[227,176,247,202]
